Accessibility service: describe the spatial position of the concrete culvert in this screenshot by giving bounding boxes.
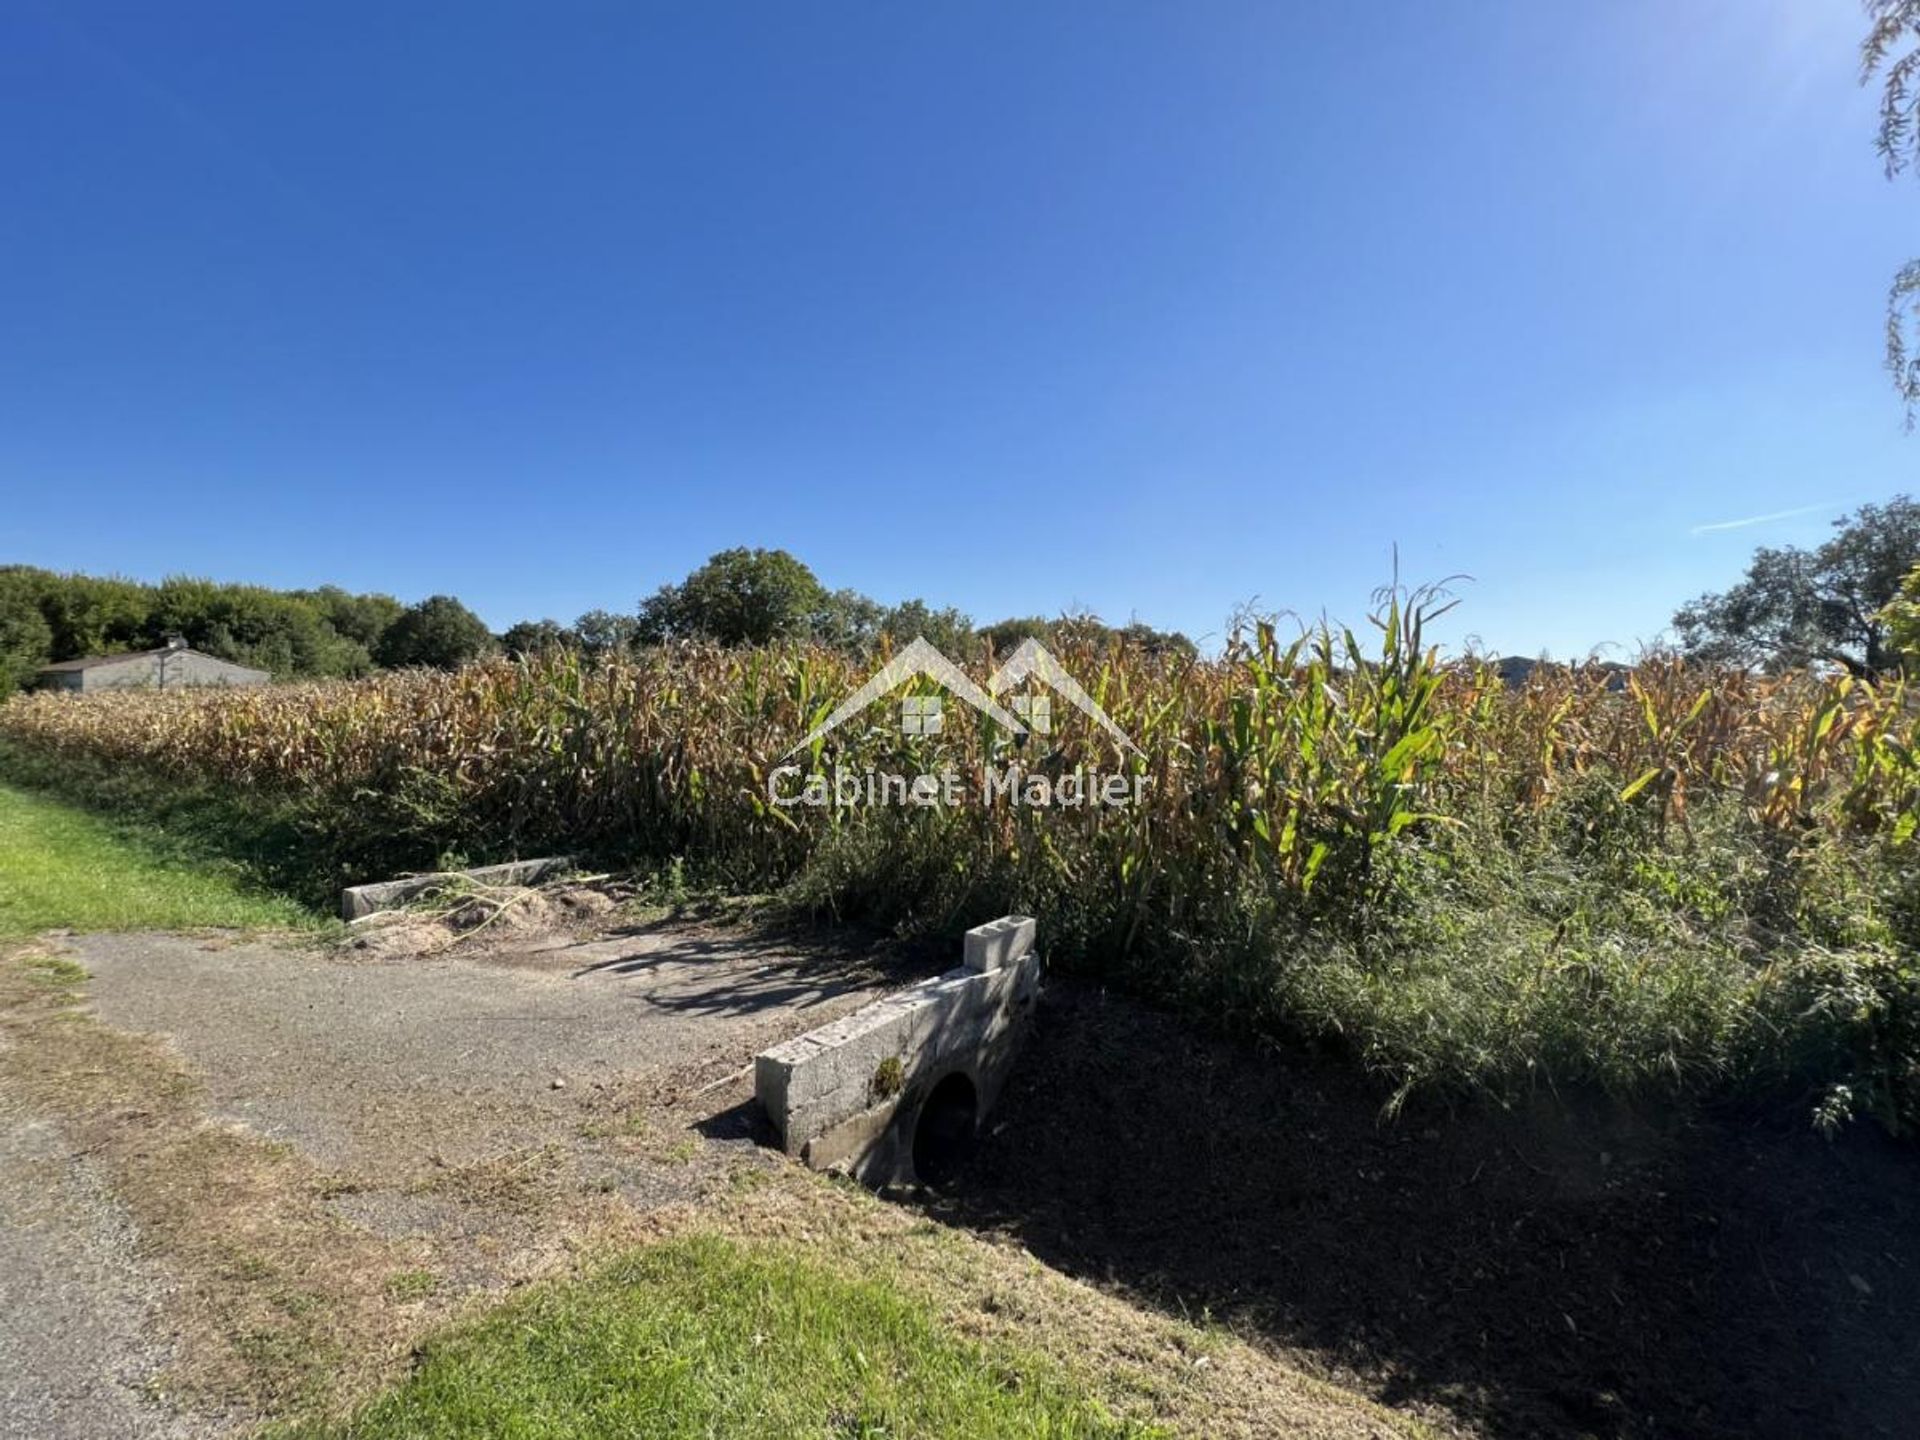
[755,915,1040,1189]
[911,1072,979,1186]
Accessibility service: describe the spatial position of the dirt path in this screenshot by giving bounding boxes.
[0,920,911,1438]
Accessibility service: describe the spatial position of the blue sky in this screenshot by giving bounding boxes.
[1,1,1912,656]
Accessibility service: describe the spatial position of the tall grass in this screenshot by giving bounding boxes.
[4,587,1916,1127]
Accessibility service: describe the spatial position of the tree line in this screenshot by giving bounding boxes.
[8,499,1914,700]
[510,547,1197,664]
[0,567,511,696]
[0,550,1196,698]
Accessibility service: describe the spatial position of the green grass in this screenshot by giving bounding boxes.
[0,781,317,938]
[282,1235,1153,1440]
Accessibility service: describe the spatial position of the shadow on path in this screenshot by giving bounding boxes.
[557,919,935,1020]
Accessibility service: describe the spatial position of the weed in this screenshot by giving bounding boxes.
[384,1270,440,1303]
[871,1055,906,1101]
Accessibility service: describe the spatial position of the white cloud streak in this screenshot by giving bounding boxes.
[1689,501,1842,536]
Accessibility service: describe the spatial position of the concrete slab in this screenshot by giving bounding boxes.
[340,856,576,921]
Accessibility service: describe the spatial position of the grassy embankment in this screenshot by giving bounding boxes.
[277,1235,1152,1440]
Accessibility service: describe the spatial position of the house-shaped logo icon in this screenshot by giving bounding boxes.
[986,639,1144,757]
[781,637,1140,758]
[782,638,1026,758]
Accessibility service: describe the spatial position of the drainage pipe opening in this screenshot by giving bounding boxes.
[912,1072,979,1186]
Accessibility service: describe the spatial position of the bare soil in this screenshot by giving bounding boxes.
[925,982,1920,1440]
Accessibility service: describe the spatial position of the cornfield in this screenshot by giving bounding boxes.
[4,594,1917,1126]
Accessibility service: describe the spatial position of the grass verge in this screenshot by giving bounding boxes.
[277,1233,1155,1440]
[0,780,318,937]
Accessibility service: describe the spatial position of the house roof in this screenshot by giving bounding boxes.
[36,647,266,676]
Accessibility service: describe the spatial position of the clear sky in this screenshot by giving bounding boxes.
[2,1,1913,657]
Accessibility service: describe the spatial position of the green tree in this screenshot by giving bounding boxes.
[1112,620,1199,660]
[1882,560,1920,667]
[151,577,371,679]
[980,615,1054,656]
[573,609,639,658]
[299,585,404,651]
[637,548,825,647]
[41,573,148,658]
[808,588,884,653]
[375,596,495,670]
[1673,496,1920,675]
[0,568,55,696]
[1865,3,1920,409]
[875,599,976,657]
[501,618,577,657]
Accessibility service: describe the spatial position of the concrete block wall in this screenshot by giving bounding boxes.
[755,915,1041,1187]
